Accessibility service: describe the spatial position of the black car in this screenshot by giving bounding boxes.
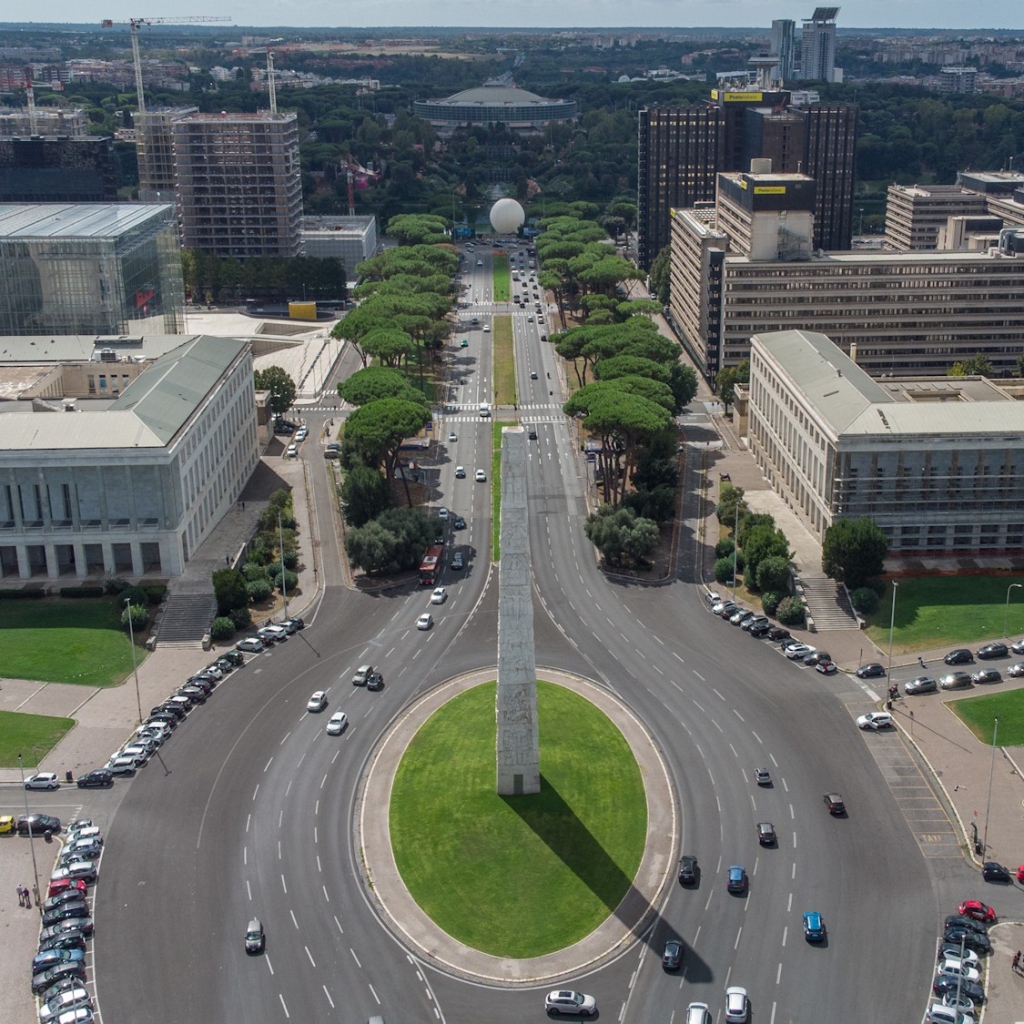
[528,428,538,439]
[155,702,187,720]
[186,675,216,693]
[824,793,846,815]
[44,890,88,912]
[175,686,207,705]
[749,624,772,639]
[743,616,770,632]
[804,651,831,666]
[31,962,85,995]
[768,627,791,642]
[943,927,992,954]
[945,648,974,665]
[662,938,683,971]
[944,914,988,935]
[971,669,1002,685]
[366,671,384,692]
[982,861,1011,882]
[76,769,113,789]
[281,617,304,633]
[145,713,177,730]
[932,977,985,1004]
[757,821,777,846]
[855,663,886,678]
[977,642,1008,660]
[17,813,62,836]
[37,931,86,954]
[40,919,93,942]
[42,902,90,928]
[678,855,698,885]
[218,650,245,668]
[453,516,467,530]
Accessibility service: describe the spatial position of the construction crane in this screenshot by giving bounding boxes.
[101,16,231,113]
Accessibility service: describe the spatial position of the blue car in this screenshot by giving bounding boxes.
[803,911,825,942]
[727,865,747,894]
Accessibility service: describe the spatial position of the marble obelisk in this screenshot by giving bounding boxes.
[496,425,540,795]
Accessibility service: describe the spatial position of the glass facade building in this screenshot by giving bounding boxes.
[0,203,184,336]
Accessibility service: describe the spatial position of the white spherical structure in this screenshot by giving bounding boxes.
[489,198,525,235]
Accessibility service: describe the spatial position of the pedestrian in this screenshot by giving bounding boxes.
[1015,950,1022,973]
[16,885,24,907]
[23,886,31,909]
[918,656,926,668]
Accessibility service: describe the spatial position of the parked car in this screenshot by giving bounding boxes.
[749,624,772,639]
[857,711,895,730]
[219,649,245,667]
[1007,661,1024,677]
[38,930,86,954]
[982,862,1011,883]
[75,769,113,789]
[106,756,141,776]
[932,977,985,1004]
[786,644,815,660]
[24,772,61,790]
[804,651,831,666]
[257,625,288,645]
[32,962,86,995]
[236,637,264,653]
[48,863,97,886]
[38,986,92,1023]
[976,642,1008,660]
[803,910,826,942]
[1011,637,1024,654]
[940,672,973,690]
[47,879,87,899]
[927,1002,975,1024]
[958,900,997,923]
[39,918,93,942]
[41,900,92,926]
[768,627,791,642]
[32,948,86,974]
[816,660,838,675]
[905,676,938,695]
[944,648,974,665]
[972,669,1002,685]
[935,957,981,984]
[16,814,61,836]
[945,913,988,935]
[943,928,992,954]
[856,663,886,678]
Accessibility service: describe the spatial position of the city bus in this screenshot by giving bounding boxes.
[418,544,444,585]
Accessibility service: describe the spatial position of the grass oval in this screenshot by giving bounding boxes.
[390,681,647,958]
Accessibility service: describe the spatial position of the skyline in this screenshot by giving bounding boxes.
[3,1,1023,33]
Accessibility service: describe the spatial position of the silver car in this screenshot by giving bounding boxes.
[725,986,749,1023]
[39,987,92,1023]
[905,675,937,695]
[544,990,596,1017]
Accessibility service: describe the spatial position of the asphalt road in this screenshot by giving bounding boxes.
[93,244,948,1024]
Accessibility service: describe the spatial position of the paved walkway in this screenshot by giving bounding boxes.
[357,669,677,984]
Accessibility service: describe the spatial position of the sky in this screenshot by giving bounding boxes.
[12,1,1024,31]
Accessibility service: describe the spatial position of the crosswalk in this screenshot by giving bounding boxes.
[441,413,565,424]
[443,402,562,412]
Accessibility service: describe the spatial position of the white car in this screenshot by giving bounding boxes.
[856,711,894,730]
[417,613,433,631]
[725,986,749,1023]
[119,744,151,762]
[67,826,102,844]
[475,469,486,482]
[685,1003,712,1024]
[326,712,348,735]
[39,987,92,1023]
[285,443,298,457]
[106,755,142,775]
[928,1005,974,1024]
[295,427,308,441]
[306,691,327,712]
[437,507,449,520]
[936,958,981,983]
[24,772,60,790]
[482,324,490,333]
[544,990,596,1017]
[455,465,466,478]
[431,587,448,604]
[785,643,815,659]
[448,431,457,442]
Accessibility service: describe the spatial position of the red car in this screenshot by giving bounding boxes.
[47,879,88,899]
[958,899,997,923]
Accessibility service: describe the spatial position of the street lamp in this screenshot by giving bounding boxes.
[886,580,899,681]
[18,753,43,914]
[123,597,143,725]
[982,716,998,860]
[1004,582,1022,638]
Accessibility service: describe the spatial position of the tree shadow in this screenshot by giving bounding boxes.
[501,775,640,917]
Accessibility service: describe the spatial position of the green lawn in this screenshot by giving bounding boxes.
[0,709,76,768]
[492,315,517,406]
[0,597,146,686]
[950,690,1024,746]
[492,255,510,302]
[863,575,1024,653]
[490,420,515,560]
[390,681,647,958]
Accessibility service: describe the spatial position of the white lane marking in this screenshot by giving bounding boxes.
[350,948,362,968]
[321,773,328,789]
[734,709,745,722]
[385,647,396,657]
[793,831,798,848]
[323,884,330,902]
[317,855,322,873]
[277,840,282,860]
[792,863,796,880]
[713,687,725,701]
[246,879,252,901]
[279,732,291,746]
[694,671,705,682]
[789,803,795,819]
[752,730,762,744]
[674,653,685,663]
[244,847,248,866]
[332,750,341,764]
[654,636,665,645]
[692,700,705,713]
[787,893,793,912]
[770,752,779,767]
[266,955,274,975]
[278,994,289,1018]
[637,650,647,660]
[771,1002,777,1024]
[782,925,788,947]
[323,986,335,1009]
[290,909,298,929]
[712,719,724,733]
[305,946,316,966]
[314,826,318,843]
[263,756,274,772]
[782,777,789,792]
[252,784,259,801]
[334,915,344,935]
[730,743,739,758]
[654,665,665,675]
[776,963,783,985]
[245,813,251,832]
[369,984,381,1005]
[279,809,283,827]
[734,926,743,949]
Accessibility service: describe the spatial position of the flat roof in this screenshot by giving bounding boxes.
[0,334,194,365]
[0,203,173,240]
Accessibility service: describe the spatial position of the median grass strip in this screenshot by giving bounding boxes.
[492,254,510,302]
[491,420,514,560]
[950,691,1024,746]
[390,681,647,958]
[0,596,145,686]
[0,709,76,768]
[863,575,1024,652]
[492,315,517,407]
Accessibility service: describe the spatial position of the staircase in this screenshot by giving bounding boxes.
[797,573,859,631]
[155,593,217,649]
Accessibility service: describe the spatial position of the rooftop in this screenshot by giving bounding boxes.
[425,84,567,106]
[0,334,193,365]
[0,203,174,240]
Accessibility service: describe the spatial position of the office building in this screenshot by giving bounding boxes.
[171,111,302,258]
[0,334,258,580]
[748,328,1024,556]
[413,82,577,134]
[669,176,1024,378]
[0,204,184,337]
[801,7,840,83]
[939,66,978,94]
[0,136,117,203]
[771,20,796,84]
[301,215,378,277]
[638,88,856,268]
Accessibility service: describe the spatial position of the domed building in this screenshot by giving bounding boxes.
[414,81,577,134]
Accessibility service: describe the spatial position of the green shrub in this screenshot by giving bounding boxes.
[121,603,149,631]
[103,577,129,595]
[0,588,45,600]
[715,537,735,559]
[242,562,270,582]
[60,586,106,599]
[246,578,273,603]
[867,577,886,597]
[282,550,298,570]
[756,555,792,595]
[273,568,299,593]
[211,616,236,641]
[761,591,783,616]
[118,586,150,611]
[850,587,880,614]
[777,596,806,626]
[713,556,736,584]
[229,606,252,629]
[143,585,166,605]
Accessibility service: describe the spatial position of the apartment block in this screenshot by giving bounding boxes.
[748,329,1024,556]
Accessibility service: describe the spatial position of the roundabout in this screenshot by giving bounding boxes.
[356,669,677,983]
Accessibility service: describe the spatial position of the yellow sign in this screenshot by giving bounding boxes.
[754,186,787,195]
[738,179,748,189]
[723,91,763,102]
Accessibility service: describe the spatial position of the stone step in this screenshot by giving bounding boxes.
[155,593,217,647]
[798,573,859,631]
